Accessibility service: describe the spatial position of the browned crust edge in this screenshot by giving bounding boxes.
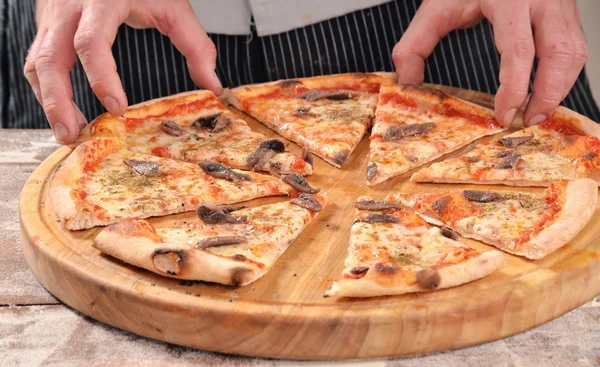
[326,251,505,298]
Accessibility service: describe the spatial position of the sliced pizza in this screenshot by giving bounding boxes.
[366,84,505,185]
[226,72,397,168]
[93,194,328,286]
[76,90,312,176]
[50,137,299,230]
[325,196,505,298]
[389,179,598,260]
[412,107,600,186]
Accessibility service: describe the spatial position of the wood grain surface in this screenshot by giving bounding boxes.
[17,86,600,361]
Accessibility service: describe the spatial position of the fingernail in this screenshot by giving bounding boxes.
[53,122,68,143]
[502,108,518,126]
[103,96,120,115]
[527,114,547,127]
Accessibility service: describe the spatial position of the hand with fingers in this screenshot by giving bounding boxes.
[393,0,588,128]
[24,0,222,144]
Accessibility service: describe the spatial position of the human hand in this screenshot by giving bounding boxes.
[392,0,587,127]
[25,0,222,144]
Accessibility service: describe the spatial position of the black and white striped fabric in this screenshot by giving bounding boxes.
[2,0,599,129]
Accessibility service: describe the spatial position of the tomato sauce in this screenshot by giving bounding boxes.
[82,139,114,173]
[208,186,226,200]
[471,167,488,181]
[151,146,170,158]
[291,157,306,170]
[125,98,223,131]
[515,184,563,246]
[379,93,417,108]
[241,81,383,110]
[539,118,583,136]
[436,103,500,129]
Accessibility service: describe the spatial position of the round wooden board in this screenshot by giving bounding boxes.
[20,85,600,360]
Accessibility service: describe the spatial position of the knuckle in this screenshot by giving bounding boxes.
[535,90,563,107]
[391,44,411,64]
[35,49,61,69]
[42,99,62,121]
[538,96,562,108]
[574,41,589,64]
[545,40,575,63]
[23,58,36,75]
[189,38,217,63]
[202,41,217,58]
[155,7,178,35]
[73,29,94,55]
[498,67,529,92]
[88,78,107,94]
[509,38,535,61]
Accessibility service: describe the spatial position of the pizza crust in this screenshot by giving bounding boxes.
[326,250,505,298]
[393,84,497,117]
[520,178,598,259]
[410,175,563,187]
[49,138,125,230]
[73,113,127,147]
[74,90,222,147]
[552,106,600,137]
[123,90,218,118]
[224,72,397,103]
[93,219,262,286]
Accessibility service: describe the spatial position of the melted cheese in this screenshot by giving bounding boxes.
[416,125,596,183]
[244,95,376,164]
[80,151,292,223]
[343,206,482,274]
[368,88,503,184]
[118,107,311,175]
[155,201,314,267]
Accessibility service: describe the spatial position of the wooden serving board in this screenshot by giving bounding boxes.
[20,85,600,360]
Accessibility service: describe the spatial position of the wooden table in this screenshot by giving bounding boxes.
[2,129,600,366]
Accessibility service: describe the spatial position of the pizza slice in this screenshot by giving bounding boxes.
[325,196,505,298]
[412,107,600,186]
[366,84,505,186]
[389,179,597,260]
[93,194,328,286]
[76,90,312,176]
[226,72,397,168]
[50,137,301,230]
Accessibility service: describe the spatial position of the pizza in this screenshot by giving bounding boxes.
[50,137,301,230]
[389,179,597,259]
[225,72,396,168]
[366,84,505,185]
[45,72,600,295]
[76,90,313,176]
[412,107,600,186]
[93,194,327,286]
[325,196,505,298]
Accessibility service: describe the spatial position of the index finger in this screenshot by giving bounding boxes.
[392,0,482,85]
[484,0,535,127]
[149,0,222,94]
[74,0,129,116]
